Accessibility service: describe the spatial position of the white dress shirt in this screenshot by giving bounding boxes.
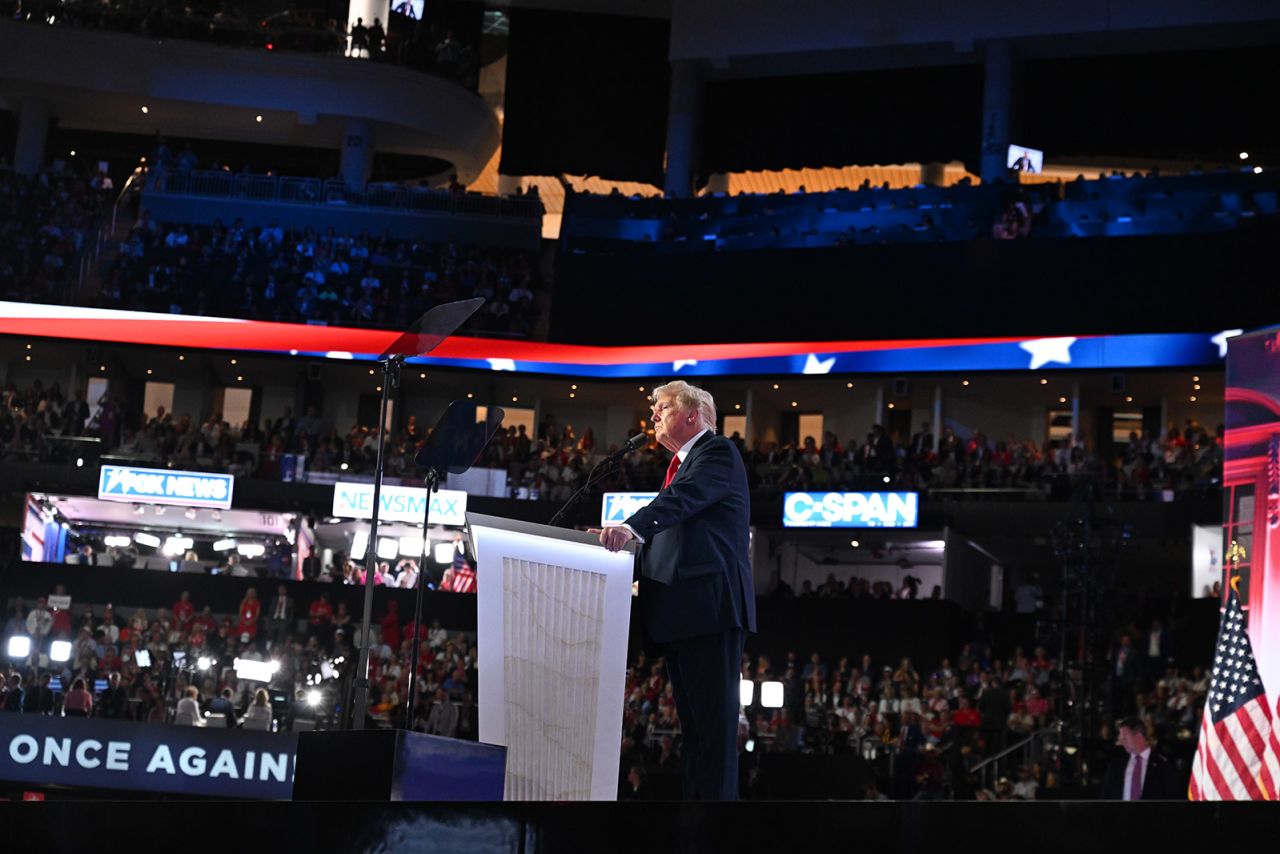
[624,428,710,544]
[1122,747,1151,800]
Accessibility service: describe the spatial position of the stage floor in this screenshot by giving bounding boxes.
[0,800,1271,853]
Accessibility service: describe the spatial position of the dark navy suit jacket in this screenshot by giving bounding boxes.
[625,432,757,644]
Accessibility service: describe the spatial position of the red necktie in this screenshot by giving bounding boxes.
[1129,755,1143,800]
[662,454,681,489]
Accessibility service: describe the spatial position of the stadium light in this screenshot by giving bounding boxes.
[234,658,280,683]
[212,539,236,552]
[133,532,161,548]
[434,541,456,564]
[761,681,784,709]
[237,544,266,558]
[103,535,131,548]
[163,536,194,556]
[739,679,754,706]
[7,635,31,658]
[196,656,213,671]
[50,641,72,663]
[306,689,322,707]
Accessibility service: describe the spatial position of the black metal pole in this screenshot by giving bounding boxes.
[348,354,400,730]
[404,468,437,728]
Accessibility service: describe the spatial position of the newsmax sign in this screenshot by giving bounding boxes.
[783,492,919,528]
[98,465,234,510]
[332,481,468,526]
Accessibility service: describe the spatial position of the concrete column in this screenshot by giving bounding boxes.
[979,40,1016,184]
[14,98,50,178]
[933,385,943,439]
[663,59,704,198]
[340,120,374,189]
[1070,382,1082,447]
[919,162,947,187]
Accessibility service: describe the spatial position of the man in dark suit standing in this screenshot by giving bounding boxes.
[1100,717,1184,799]
[265,584,295,650]
[598,380,756,800]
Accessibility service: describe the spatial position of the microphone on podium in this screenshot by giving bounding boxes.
[604,433,649,463]
[548,433,648,527]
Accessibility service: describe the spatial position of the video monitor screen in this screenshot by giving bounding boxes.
[1006,145,1044,174]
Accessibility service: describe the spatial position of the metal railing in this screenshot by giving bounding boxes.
[149,170,543,221]
[968,723,1061,791]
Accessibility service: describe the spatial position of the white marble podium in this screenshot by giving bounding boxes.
[467,513,635,801]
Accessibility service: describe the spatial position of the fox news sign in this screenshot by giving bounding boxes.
[332,481,468,526]
[783,492,919,528]
[98,465,234,510]
[600,492,659,527]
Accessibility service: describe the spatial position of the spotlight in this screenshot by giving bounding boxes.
[739,679,754,706]
[1239,152,1249,160]
[237,544,266,558]
[1253,166,1263,175]
[851,540,860,548]
[163,536,194,556]
[50,640,72,663]
[306,689,322,706]
[761,681,784,709]
[75,458,84,468]
[197,656,212,671]
[133,532,161,548]
[8,636,32,658]
[233,658,278,682]
[376,538,398,560]
[184,508,198,520]
[212,539,236,552]
[882,476,891,484]
[141,105,149,114]
[103,535,131,548]
[434,541,457,563]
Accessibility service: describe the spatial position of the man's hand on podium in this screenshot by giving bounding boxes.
[589,526,635,553]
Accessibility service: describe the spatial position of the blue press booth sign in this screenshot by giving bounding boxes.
[97,465,235,510]
[600,492,659,527]
[783,492,920,528]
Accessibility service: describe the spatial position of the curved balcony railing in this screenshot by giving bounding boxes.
[148,171,543,221]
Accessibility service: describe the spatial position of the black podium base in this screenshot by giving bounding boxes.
[292,729,506,801]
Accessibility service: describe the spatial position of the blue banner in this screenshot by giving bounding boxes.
[97,465,235,510]
[601,492,659,527]
[0,713,296,799]
[783,492,919,528]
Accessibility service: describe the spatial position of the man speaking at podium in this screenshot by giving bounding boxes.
[597,381,756,800]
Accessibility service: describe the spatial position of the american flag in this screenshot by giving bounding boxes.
[1188,580,1280,800]
[445,549,477,594]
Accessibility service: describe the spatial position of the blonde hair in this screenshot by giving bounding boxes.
[651,381,717,434]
